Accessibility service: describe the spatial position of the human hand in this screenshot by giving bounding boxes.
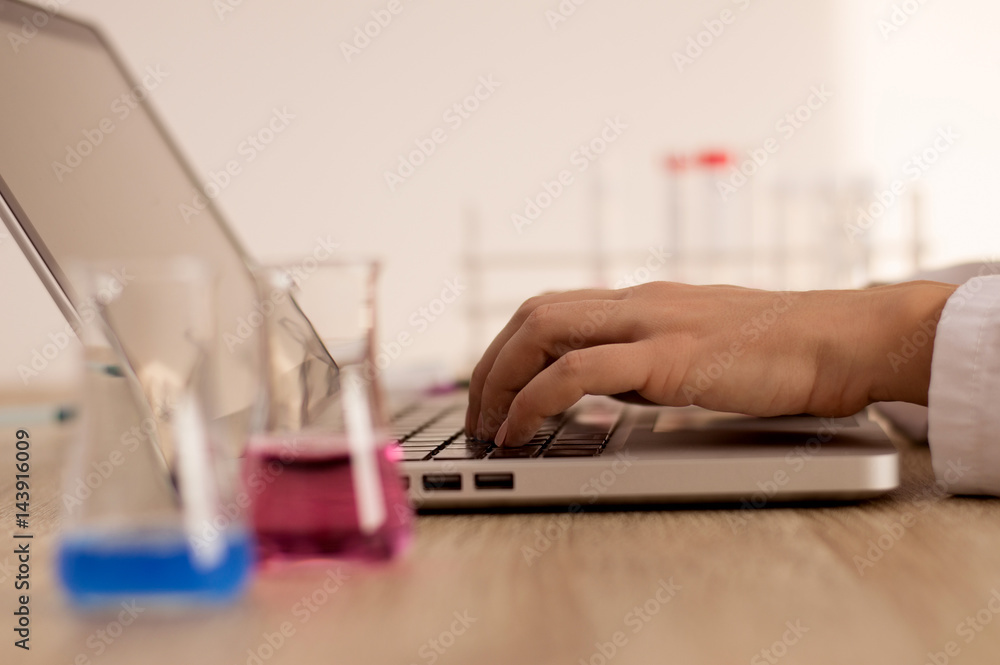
[465,280,956,447]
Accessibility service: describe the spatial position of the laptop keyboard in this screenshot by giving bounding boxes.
[389,399,614,461]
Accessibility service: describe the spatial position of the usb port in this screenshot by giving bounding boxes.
[474,473,514,490]
[422,473,462,491]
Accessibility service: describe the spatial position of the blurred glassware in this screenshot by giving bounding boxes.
[56,257,252,607]
[244,258,412,564]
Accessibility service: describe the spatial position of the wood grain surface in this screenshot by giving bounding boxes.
[2,412,999,665]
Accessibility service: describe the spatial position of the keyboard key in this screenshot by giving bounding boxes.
[548,441,604,450]
[543,447,601,457]
[405,435,455,444]
[560,423,613,437]
[401,450,432,461]
[553,434,608,443]
[390,399,576,462]
[489,446,541,459]
[434,442,492,457]
[432,449,489,461]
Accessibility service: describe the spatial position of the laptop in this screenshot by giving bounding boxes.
[0,0,898,509]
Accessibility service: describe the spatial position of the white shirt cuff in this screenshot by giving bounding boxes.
[928,274,1000,495]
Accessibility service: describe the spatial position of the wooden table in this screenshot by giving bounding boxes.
[3,410,1000,665]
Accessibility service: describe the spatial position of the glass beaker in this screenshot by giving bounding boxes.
[56,258,252,606]
[243,258,412,564]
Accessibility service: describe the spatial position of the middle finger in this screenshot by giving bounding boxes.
[477,298,636,440]
[466,288,624,437]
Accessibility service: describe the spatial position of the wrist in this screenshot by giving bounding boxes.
[865,281,957,405]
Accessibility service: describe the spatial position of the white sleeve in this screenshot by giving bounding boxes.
[927,274,1000,495]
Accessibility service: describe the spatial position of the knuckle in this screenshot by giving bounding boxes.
[557,350,585,378]
[632,280,670,297]
[517,296,541,316]
[630,282,655,298]
[517,295,544,317]
[600,298,622,317]
[523,303,555,331]
[616,284,636,300]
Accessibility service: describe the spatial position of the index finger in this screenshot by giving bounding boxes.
[496,342,650,447]
[465,288,620,438]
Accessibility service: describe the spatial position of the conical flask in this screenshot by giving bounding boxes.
[56,258,252,606]
[243,259,413,564]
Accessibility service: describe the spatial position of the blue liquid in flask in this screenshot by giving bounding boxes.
[57,527,253,607]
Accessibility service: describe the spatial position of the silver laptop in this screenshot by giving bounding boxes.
[0,0,899,509]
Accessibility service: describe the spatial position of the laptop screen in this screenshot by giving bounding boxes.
[0,1,260,416]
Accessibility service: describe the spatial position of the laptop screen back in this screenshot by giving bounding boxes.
[0,1,260,416]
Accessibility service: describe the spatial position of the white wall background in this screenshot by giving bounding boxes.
[3,0,1000,391]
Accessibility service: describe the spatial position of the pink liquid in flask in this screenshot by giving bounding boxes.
[243,436,412,564]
